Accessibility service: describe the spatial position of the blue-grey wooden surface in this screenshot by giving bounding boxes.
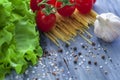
[6,0,120,80]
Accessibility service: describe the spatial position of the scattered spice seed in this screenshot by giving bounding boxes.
[88,61,91,65]
[65,43,69,48]
[92,54,96,58]
[72,52,75,56]
[92,42,96,46]
[80,43,83,45]
[69,77,73,80]
[87,35,91,39]
[78,62,82,66]
[84,46,88,50]
[86,66,90,71]
[34,78,38,80]
[94,61,97,66]
[67,71,70,74]
[58,49,63,53]
[85,54,89,57]
[63,58,69,69]
[52,72,57,76]
[15,75,19,79]
[32,71,35,74]
[97,53,99,55]
[74,67,77,70]
[73,47,77,51]
[81,45,85,48]
[44,50,48,55]
[104,71,108,75]
[43,50,50,57]
[98,48,101,50]
[56,78,59,80]
[105,61,108,64]
[89,52,93,55]
[101,55,105,60]
[108,57,112,62]
[94,47,97,50]
[109,58,112,62]
[75,77,77,79]
[78,52,82,56]
[27,78,30,80]
[80,55,83,58]
[62,74,66,77]
[83,58,86,62]
[74,56,78,64]
[99,66,103,69]
[88,50,91,53]
[73,55,77,57]
[25,70,29,74]
[104,48,107,53]
[74,60,77,64]
[66,51,69,55]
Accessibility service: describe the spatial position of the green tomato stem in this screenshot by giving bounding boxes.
[38,0,56,15]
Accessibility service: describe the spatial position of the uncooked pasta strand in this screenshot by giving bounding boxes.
[44,33,59,46]
[79,33,92,44]
[44,9,97,46]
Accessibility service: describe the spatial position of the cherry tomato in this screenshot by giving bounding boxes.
[55,0,76,17]
[93,0,96,4]
[30,0,56,12]
[30,0,42,12]
[36,10,56,32]
[75,0,93,14]
[47,0,56,6]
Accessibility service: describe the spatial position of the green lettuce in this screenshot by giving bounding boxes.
[0,0,43,79]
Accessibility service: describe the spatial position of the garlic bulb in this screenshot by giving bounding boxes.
[94,13,120,42]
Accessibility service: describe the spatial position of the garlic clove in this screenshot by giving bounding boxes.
[94,13,120,42]
[110,21,120,35]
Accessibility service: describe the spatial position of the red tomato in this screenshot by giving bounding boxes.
[30,0,42,12]
[55,0,76,17]
[30,0,56,12]
[47,0,56,6]
[36,10,56,32]
[75,0,93,14]
[93,0,96,4]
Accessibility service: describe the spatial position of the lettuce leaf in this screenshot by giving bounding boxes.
[0,0,43,80]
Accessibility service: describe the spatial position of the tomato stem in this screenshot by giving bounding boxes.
[43,6,56,15]
[57,0,69,4]
[38,0,56,15]
[56,0,74,8]
[37,0,47,7]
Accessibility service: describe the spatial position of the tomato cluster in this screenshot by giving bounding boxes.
[30,0,96,32]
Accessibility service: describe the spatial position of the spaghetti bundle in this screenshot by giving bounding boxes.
[44,10,97,46]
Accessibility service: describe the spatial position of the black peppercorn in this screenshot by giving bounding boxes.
[88,61,91,65]
[74,60,77,64]
[81,45,85,48]
[65,43,69,48]
[58,49,63,53]
[92,42,96,46]
[94,61,97,66]
[78,52,82,56]
[101,55,105,60]
[73,47,77,51]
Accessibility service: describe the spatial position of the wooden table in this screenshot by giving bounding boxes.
[6,0,120,80]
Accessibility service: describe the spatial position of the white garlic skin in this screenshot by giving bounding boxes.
[94,13,120,42]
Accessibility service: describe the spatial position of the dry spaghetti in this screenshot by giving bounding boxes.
[44,9,97,46]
